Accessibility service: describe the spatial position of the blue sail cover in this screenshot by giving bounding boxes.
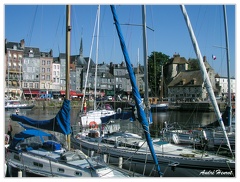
[110,5,162,176]
[100,111,135,124]
[8,128,52,152]
[10,99,71,135]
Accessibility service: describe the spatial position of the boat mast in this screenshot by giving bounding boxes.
[142,5,149,108]
[110,5,162,176]
[180,5,232,154]
[66,5,71,150]
[223,5,232,129]
[94,5,100,111]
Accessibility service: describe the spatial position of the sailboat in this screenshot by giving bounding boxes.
[78,5,116,128]
[71,5,235,177]
[161,5,235,152]
[5,5,132,178]
[150,65,169,112]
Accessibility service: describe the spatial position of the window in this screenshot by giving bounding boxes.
[47,60,51,65]
[42,60,46,65]
[42,68,45,73]
[75,171,82,176]
[58,168,65,173]
[27,67,32,72]
[33,162,43,168]
[47,68,50,72]
[14,155,20,161]
[46,75,50,81]
[24,59,29,64]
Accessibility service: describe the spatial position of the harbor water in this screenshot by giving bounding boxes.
[5,107,218,138]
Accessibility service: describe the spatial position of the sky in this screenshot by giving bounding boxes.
[3,2,237,79]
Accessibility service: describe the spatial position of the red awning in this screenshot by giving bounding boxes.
[60,91,65,95]
[76,93,83,96]
[60,90,83,96]
[23,90,39,94]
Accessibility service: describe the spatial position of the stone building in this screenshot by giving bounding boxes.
[5,39,25,99]
[166,54,219,102]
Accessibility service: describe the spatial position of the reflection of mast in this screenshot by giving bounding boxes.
[7,51,10,99]
[160,65,163,99]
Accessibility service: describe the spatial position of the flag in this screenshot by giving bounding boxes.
[212,55,216,60]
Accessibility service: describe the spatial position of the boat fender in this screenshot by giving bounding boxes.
[172,133,179,144]
[117,108,122,113]
[168,162,180,172]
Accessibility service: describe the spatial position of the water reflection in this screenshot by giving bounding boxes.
[5,108,217,138]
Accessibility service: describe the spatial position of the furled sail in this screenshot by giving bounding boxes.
[10,99,71,135]
[110,5,162,176]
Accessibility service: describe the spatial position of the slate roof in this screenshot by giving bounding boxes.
[5,41,24,51]
[23,47,40,58]
[168,70,203,87]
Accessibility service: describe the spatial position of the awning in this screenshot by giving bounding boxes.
[76,92,83,96]
[23,90,39,95]
[60,90,83,96]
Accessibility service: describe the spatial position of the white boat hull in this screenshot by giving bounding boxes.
[71,137,235,177]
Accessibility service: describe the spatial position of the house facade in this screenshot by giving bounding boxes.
[167,55,218,102]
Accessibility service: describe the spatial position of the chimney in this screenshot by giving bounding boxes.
[182,79,186,85]
[203,56,206,62]
[49,49,53,57]
[20,39,25,49]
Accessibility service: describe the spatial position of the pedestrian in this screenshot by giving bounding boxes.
[7,120,13,142]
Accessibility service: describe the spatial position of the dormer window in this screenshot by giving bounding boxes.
[29,49,34,57]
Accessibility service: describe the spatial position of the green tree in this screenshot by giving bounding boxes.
[148,51,170,97]
[188,58,200,70]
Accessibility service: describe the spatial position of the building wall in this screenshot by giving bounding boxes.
[22,48,40,90]
[52,63,61,90]
[215,77,235,95]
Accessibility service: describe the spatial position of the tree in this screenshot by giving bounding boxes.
[148,51,170,97]
[188,58,200,70]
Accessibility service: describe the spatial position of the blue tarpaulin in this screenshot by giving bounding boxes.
[10,99,71,135]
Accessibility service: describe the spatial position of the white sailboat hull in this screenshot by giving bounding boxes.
[71,137,235,177]
[80,110,116,127]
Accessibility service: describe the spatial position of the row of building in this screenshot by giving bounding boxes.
[5,38,235,102]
